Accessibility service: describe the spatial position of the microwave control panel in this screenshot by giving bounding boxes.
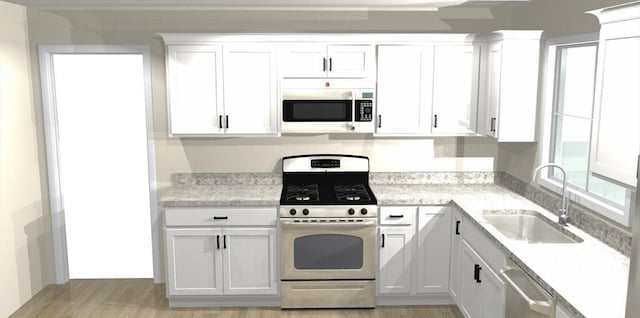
[356,100,373,122]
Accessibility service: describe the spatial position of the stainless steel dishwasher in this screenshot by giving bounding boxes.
[501,260,555,318]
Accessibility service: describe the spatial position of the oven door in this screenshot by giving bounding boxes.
[280,218,377,280]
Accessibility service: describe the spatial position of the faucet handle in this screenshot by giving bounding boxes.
[558,210,570,226]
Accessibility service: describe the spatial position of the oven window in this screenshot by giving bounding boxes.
[283,100,352,122]
[293,234,363,269]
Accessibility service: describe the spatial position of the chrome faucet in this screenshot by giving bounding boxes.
[533,163,570,226]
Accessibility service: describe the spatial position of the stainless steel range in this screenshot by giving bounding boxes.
[279,154,378,309]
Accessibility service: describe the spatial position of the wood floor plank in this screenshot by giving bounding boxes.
[10,279,463,318]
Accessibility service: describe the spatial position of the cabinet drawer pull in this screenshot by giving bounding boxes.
[389,214,404,218]
[490,117,496,132]
[381,234,385,248]
[216,235,220,249]
[455,220,461,235]
[434,114,438,128]
[329,58,333,72]
[323,58,327,72]
[474,264,482,283]
[219,115,223,129]
[223,235,227,249]
[225,115,229,129]
[378,114,382,128]
[213,216,228,220]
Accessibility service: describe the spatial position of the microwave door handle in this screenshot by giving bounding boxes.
[350,90,356,131]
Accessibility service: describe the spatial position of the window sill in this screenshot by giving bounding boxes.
[537,176,631,226]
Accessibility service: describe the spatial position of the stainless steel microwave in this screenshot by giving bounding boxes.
[281,88,376,134]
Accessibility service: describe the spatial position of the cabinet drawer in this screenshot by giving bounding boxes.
[165,207,277,227]
[379,206,416,225]
[461,217,506,272]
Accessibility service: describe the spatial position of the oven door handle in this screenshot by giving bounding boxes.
[280,219,377,227]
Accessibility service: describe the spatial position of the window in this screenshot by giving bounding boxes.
[541,36,633,226]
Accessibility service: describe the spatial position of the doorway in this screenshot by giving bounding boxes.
[39,46,158,282]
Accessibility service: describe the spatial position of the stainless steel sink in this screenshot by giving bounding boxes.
[483,210,583,244]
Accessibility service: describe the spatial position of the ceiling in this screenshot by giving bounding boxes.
[3,0,529,10]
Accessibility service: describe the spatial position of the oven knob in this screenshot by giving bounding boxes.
[289,209,297,216]
[348,208,355,215]
[360,208,368,215]
[303,209,310,215]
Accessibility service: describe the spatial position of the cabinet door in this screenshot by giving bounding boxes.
[280,45,327,78]
[459,240,482,318]
[485,43,502,138]
[222,228,278,295]
[327,45,374,78]
[223,45,278,135]
[376,46,431,135]
[165,228,223,296]
[590,33,640,187]
[431,44,479,135]
[449,209,463,303]
[378,226,414,294]
[167,45,224,135]
[416,206,451,294]
[479,264,506,318]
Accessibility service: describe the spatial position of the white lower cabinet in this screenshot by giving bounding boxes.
[378,224,414,293]
[449,208,463,303]
[164,207,278,299]
[458,240,505,318]
[378,206,452,299]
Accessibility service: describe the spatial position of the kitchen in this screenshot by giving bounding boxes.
[0,0,638,317]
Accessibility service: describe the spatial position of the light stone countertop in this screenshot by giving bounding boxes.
[159,182,629,318]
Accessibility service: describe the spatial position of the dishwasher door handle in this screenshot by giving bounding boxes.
[501,267,553,315]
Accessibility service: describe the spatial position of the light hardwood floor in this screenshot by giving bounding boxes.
[10,279,463,318]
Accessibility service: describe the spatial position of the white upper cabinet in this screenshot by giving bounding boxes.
[481,31,543,142]
[222,45,278,135]
[281,44,375,78]
[376,45,432,135]
[167,45,224,135]
[431,44,480,135]
[589,3,640,187]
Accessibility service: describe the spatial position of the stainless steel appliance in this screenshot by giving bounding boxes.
[280,80,375,134]
[626,155,640,318]
[502,261,554,318]
[279,154,378,309]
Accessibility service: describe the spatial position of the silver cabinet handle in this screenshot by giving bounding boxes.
[501,267,553,315]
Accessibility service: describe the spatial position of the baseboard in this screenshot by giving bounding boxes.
[169,295,280,308]
[376,293,455,306]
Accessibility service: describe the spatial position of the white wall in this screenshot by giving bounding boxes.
[0,1,54,317]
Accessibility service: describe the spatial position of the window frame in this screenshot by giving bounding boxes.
[538,33,634,227]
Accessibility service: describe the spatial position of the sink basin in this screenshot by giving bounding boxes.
[483,210,583,244]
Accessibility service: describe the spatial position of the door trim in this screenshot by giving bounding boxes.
[38,45,160,284]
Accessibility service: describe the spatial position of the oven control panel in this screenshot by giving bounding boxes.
[280,205,378,218]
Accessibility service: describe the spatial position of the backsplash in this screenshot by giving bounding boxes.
[175,173,281,186]
[369,172,495,185]
[495,172,632,256]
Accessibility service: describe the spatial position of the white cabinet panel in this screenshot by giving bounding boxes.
[591,33,640,186]
[431,45,479,135]
[280,45,327,78]
[167,45,224,135]
[222,45,278,135]
[165,228,223,296]
[459,239,506,318]
[416,206,451,294]
[222,228,278,295]
[281,44,374,78]
[481,31,542,142]
[449,208,463,303]
[378,226,414,294]
[327,45,374,78]
[376,46,431,135]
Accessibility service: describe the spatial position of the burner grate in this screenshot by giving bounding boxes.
[285,184,320,202]
[334,184,371,202]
